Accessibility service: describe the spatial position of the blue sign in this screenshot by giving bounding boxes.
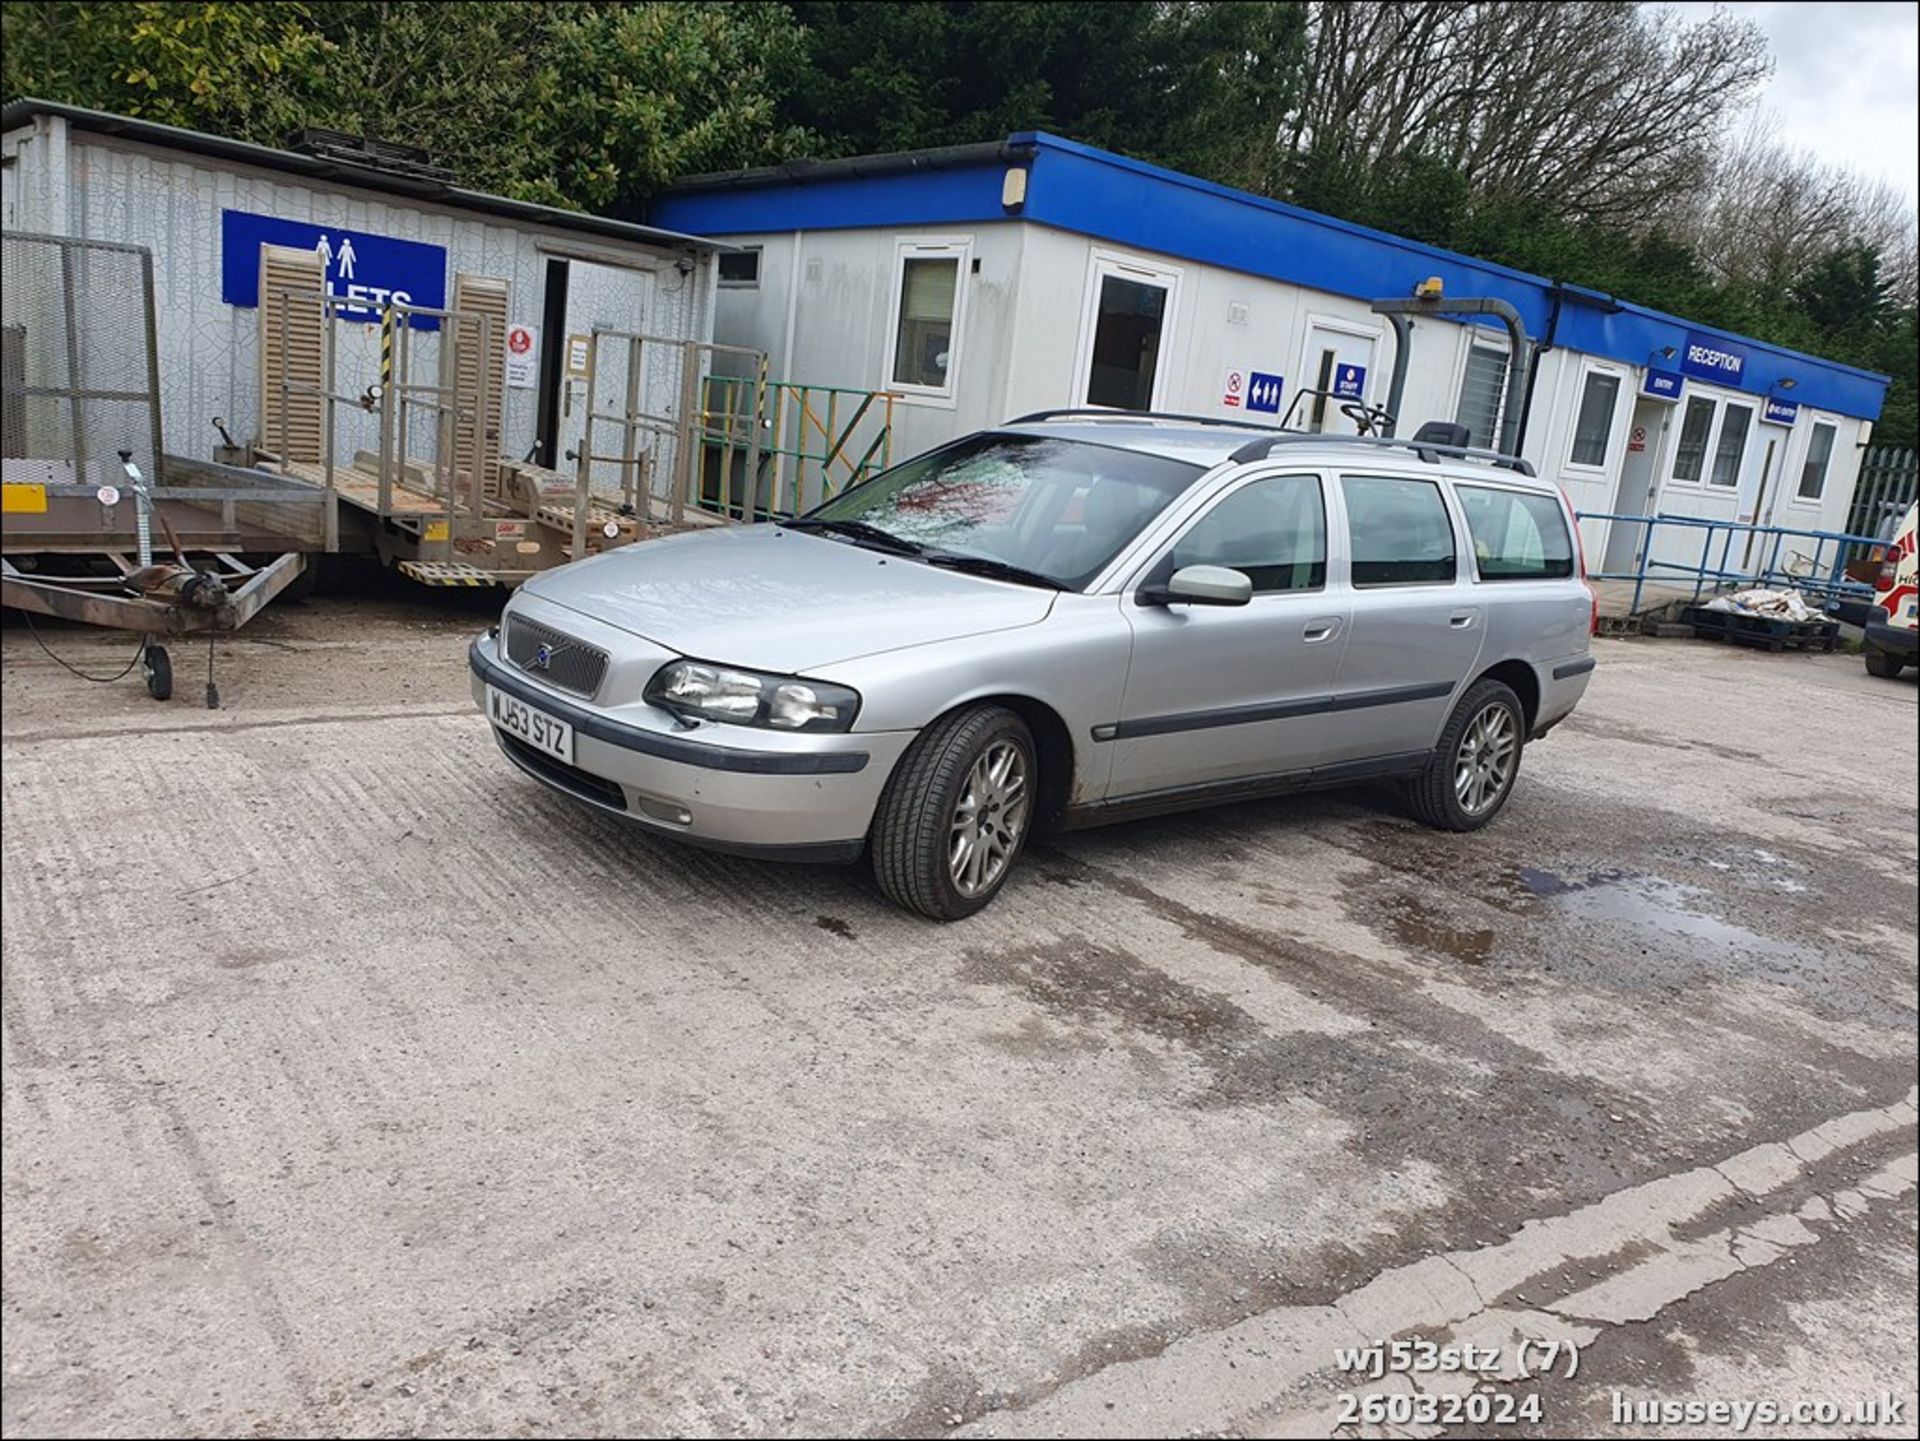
[1643,369,1683,401]
[1762,396,1799,426]
[221,209,447,329]
[1246,371,1285,414]
[1679,332,1747,386]
[1332,362,1367,399]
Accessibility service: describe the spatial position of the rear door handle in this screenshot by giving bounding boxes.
[1448,610,1479,629]
[1303,616,1342,643]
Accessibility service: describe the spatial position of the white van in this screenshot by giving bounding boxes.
[1864,501,1918,679]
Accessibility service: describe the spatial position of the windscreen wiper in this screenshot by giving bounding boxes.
[921,551,1067,590]
[779,517,924,555]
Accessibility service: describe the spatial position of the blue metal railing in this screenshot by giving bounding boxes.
[1576,511,1885,616]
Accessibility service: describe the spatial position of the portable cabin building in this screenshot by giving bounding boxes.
[2,98,723,497]
[651,133,1892,572]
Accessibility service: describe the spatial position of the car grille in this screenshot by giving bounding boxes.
[503,614,608,699]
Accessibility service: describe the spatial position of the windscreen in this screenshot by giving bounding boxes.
[803,433,1205,590]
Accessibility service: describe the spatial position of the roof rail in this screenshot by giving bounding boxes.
[1005,408,1286,433]
[1227,433,1536,475]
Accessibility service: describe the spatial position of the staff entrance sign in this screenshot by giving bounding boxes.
[221,209,448,330]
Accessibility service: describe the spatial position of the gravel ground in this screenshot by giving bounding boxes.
[2,593,1915,1438]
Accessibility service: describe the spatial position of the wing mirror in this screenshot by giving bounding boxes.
[1139,564,1252,607]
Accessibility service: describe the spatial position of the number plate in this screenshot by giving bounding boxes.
[487,685,574,765]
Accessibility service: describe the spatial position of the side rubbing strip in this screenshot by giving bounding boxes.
[1097,680,1456,742]
[1553,656,1598,680]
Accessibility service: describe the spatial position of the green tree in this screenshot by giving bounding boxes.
[2,1,808,208]
[779,1,1304,189]
[0,1,331,142]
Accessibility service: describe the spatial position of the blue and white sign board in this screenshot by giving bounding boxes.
[1246,371,1285,415]
[1642,369,1683,401]
[1679,332,1747,386]
[1762,396,1799,426]
[1333,362,1367,399]
[221,209,447,330]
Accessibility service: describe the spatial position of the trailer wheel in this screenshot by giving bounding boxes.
[142,643,173,701]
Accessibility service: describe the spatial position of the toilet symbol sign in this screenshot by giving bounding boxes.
[1247,371,1285,414]
[221,208,447,330]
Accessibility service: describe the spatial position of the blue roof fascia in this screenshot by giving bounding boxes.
[1015,135,1889,421]
[651,132,1890,421]
[649,160,1011,237]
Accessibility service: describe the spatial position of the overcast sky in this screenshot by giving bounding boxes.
[1663,1,1919,206]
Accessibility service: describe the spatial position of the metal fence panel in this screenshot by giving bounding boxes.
[0,231,162,487]
[1848,445,1918,538]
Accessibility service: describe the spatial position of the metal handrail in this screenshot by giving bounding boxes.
[1578,509,1886,615]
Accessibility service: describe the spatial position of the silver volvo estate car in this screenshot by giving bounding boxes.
[470,413,1596,919]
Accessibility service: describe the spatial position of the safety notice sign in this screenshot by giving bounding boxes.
[1222,369,1245,408]
[505,324,539,389]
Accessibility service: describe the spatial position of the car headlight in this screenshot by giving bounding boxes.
[644,660,860,733]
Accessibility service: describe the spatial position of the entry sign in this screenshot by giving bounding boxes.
[221,208,447,330]
[1333,362,1367,399]
[1762,396,1799,426]
[1643,369,1683,401]
[1246,371,1285,415]
[505,323,539,389]
[1222,368,1244,408]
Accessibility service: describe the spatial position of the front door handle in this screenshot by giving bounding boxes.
[1448,610,1479,629]
[1303,616,1342,643]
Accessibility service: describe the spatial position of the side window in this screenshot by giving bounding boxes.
[1568,369,1622,467]
[1342,475,1457,586]
[889,241,967,394]
[717,246,761,288]
[1170,475,1326,593]
[1457,485,1575,581]
[1672,397,1715,483]
[1796,421,1836,501]
[1709,403,1752,487]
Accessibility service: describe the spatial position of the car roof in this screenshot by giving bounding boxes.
[997,415,1549,487]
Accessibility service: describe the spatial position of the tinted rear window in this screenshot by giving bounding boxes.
[1457,485,1575,580]
[1342,475,1457,586]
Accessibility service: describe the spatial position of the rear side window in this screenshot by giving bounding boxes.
[1171,475,1326,593]
[1342,475,1456,586]
[1457,485,1575,580]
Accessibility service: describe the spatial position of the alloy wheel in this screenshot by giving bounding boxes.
[1454,702,1517,816]
[948,740,1030,897]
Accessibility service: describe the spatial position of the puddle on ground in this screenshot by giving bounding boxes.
[1387,896,1495,965]
[1514,865,1633,898]
[1551,875,1812,964]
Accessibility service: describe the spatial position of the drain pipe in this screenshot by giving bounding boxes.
[1370,295,1531,455]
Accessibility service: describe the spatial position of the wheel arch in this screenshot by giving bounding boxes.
[1469,658,1540,734]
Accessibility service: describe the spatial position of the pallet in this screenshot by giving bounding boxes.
[1681,606,1840,654]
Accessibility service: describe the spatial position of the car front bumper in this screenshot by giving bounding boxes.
[470,632,914,863]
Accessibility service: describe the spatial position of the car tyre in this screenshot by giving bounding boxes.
[1863,646,1904,678]
[872,703,1035,920]
[1407,678,1525,831]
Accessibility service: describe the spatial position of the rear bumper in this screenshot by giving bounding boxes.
[470,634,913,860]
[1864,619,1918,660]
